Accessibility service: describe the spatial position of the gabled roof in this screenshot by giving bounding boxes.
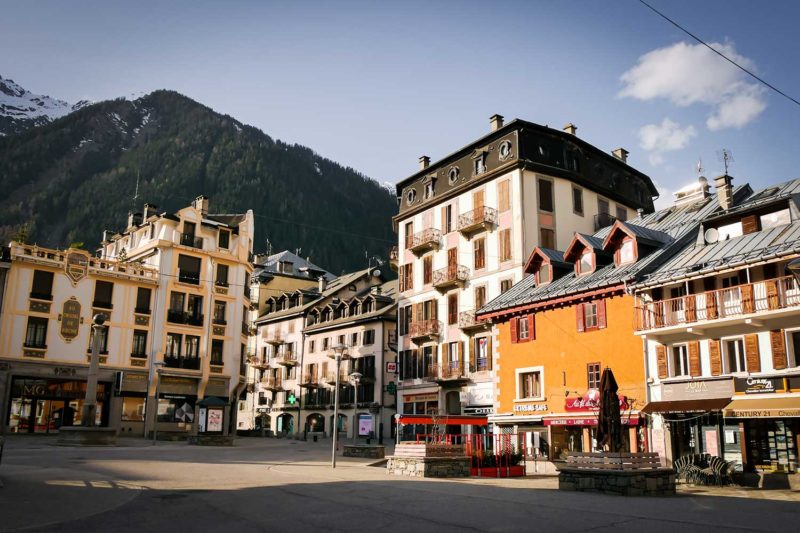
[563,233,606,262]
[601,220,672,251]
[523,247,570,274]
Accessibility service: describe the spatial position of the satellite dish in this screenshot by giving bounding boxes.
[704,228,719,244]
[373,269,381,278]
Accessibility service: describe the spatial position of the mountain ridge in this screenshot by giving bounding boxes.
[0,76,90,136]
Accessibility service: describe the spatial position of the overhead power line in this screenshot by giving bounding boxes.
[637,0,800,108]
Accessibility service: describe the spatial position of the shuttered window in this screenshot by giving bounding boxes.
[708,339,722,376]
[655,344,668,379]
[499,229,512,262]
[744,333,761,372]
[474,238,486,270]
[447,293,458,325]
[771,330,788,370]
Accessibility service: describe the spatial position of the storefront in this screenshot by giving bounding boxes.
[118,371,149,435]
[154,374,201,433]
[722,376,800,473]
[6,376,111,433]
[399,390,439,440]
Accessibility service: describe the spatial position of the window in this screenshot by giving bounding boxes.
[405,188,417,205]
[724,338,746,373]
[404,221,414,249]
[24,317,48,348]
[309,340,316,353]
[572,187,584,216]
[447,293,458,325]
[443,204,453,234]
[185,335,200,358]
[350,332,359,346]
[31,270,54,300]
[583,302,598,329]
[211,339,224,365]
[423,179,435,201]
[587,363,601,389]
[670,345,689,377]
[132,330,147,357]
[518,316,530,340]
[88,325,109,354]
[216,264,229,286]
[537,264,551,284]
[498,180,511,212]
[218,229,230,249]
[362,330,375,345]
[760,208,791,230]
[136,287,152,314]
[538,178,554,213]
[518,368,543,399]
[499,229,512,262]
[717,221,743,241]
[322,337,330,350]
[93,280,114,309]
[499,140,512,159]
[169,291,185,314]
[166,333,182,357]
[447,166,459,184]
[213,301,226,324]
[423,255,433,285]
[598,198,610,215]
[475,286,487,310]
[337,334,346,346]
[500,279,513,293]
[399,305,412,336]
[618,239,635,265]
[578,251,593,274]
[187,294,203,324]
[788,330,800,368]
[474,237,486,270]
[474,153,486,175]
[540,228,555,249]
[400,263,413,292]
[616,205,628,222]
[178,255,202,285]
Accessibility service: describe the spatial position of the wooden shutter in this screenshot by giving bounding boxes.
[423,256,432,285]
[399,268,405,292]
[655,344,668,379]
[741,284,754,314]
[468,337,475,371]
[765,279,780,310]
[430,299,438,320]
[527,314,535,340]
[708,339,722,376]
[474,190,484,209]
[486,336,493,370]
[407,263,414,292]
[441,206,448,234]
[744,333,761,373]
[705,291,718,319]
[770,330,788,370]
[688,340,701,377]
[399,308,407,337]
[447,293,457,325]
[597,300,607,329]
[576,304,585,332]
[741,214,759,235]
[510,317,519,343]
[457,341,465,371]
[684,295,696,322]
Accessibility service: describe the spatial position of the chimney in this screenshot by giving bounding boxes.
[371,285,382,296]
[563,123,577,135]
[490,114,504,132]
[143,203,158,219]
[636,208,644,219]
[419,156,430,170]
[126,211,142,230]
[612,148,629,163]
[102,230,113,243]
[318,276,327,293]
[193,195,209,215]
[714,174,734,211]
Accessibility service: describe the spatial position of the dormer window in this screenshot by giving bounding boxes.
[424,179,436,201]
[218,229,230,249]
[537,264,551,285]
[447,166,460,184]
[578,251,594,275]
[618,239,635,265]
[473,153,486,175]
[406,188,417,205]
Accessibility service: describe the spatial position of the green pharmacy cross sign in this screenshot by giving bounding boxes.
[386,382,396,395]
[287,392,296,405]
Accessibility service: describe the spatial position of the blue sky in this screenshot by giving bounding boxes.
[2,0,799,206]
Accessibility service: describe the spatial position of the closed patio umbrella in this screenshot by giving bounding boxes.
[595,367,622,452]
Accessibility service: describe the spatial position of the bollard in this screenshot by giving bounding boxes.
[313,435,318,442]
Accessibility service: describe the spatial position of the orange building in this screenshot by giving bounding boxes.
[478,213,705,461]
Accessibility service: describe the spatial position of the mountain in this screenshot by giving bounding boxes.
[0,89,398,273]
[0,76,89,136]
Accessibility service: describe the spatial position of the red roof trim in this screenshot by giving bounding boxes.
[478,284,626,321]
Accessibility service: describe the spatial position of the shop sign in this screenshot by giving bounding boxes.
[121,372,148,393]
[386,362,398,374]
[404,393,438,402]
[467,382,493,406]
[207,408,224,432]
[159,376,198,395]
[544,415,640,426]
[205,379,229,397]
[514,404,548,413]
[661,379,734,401]
[725,408,800,418]
[358,413,373,436]
[564,390,628,412]
[59,298,82,342]
[734,377,783,395]
[465,405,494,415]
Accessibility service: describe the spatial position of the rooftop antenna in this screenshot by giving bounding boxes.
[695,157,704,176]
[131,169,140,211]
[716,148,734,174]
[265,238,272,257]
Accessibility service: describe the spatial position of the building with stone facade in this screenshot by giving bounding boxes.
[391,115,657,438]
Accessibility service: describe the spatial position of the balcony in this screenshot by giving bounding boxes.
[406,228,441,256]
[276,351,298,366]
[92,300,113,310]
[325,371,347,385]
[458,310,490,331]
[300,373,322,388]
[130,351,147,359]
[429,362,469,383]
[458,206,498,236]
[470,357,491,373]
[433,265,469,291]
[180,233,203,249]
[635,274,800,333]
[261,376,283,391]
[178,269,200,285]
[389,246,399,272]
[167,310,185,324]
[594,213,617,231]
[248,356,270,370]
[185,314,204,327]
[408,319,442,343]
[164,356,201,370]
[265,332,284,345]
[135,307,151,315]
[212,317,227,326]
[29,292,53,301]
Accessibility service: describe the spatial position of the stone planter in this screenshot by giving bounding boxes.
[56,427,117,446]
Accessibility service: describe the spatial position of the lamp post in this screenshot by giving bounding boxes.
[151,361,165,445]
[350,371,362,441]
[82,313,107,427]
[330,343,348,468]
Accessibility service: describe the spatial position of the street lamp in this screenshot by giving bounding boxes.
[350,371,362,441]
[82,313,107,427]
[151,361,165,445]
[329,343,348,468]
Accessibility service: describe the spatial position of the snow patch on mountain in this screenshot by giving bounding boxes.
[0,75,90,136]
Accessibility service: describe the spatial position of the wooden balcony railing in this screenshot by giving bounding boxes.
[457,206,498,235]
[276,350,298,366]
[635,274,800,331]
[433,265,469,290]
[458,310,489,330]
[470,357,491,373]
[429,362,467,381]
[408,319,442,341]
[300,373,322,387]
[264,332,284,345]
[261,376,282,390]
[406,228,441,255]
[325,371,348,384]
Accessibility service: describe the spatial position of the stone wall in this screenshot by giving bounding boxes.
[558,468,676,496]
[387,456,470,478]
[343,445,385,459]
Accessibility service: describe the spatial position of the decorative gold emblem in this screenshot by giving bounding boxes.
[60,297,82,342]
[65,250,90,285]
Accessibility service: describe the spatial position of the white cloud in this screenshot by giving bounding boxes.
[620,41,766,130]
[638,118,696,166]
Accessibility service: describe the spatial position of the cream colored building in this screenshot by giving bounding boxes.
[392,116,657,437]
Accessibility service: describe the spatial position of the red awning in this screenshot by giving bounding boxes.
[398,414,488,426]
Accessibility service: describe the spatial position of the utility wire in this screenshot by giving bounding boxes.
[637,0,800,108]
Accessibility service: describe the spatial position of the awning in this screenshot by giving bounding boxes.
[723,396,800,418]
[397,414,488,426]
[641,398,731,414]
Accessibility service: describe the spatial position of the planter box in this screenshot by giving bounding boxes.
[470,466,526,478]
